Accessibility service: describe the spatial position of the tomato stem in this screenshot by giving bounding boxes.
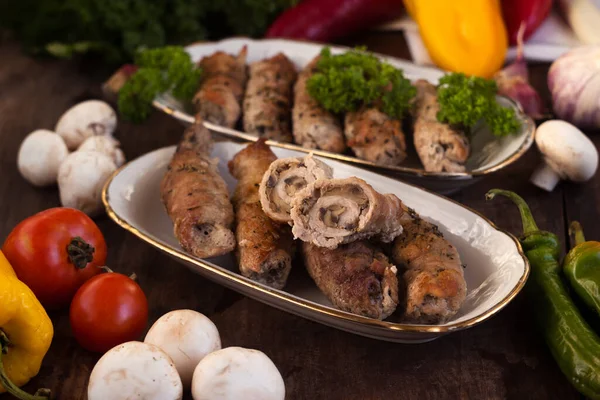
[0,330,51,400]
[569,221,586,247]
[67,237,95,269]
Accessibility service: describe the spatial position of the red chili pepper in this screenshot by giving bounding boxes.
[501,0,553,45]
[265,0,405,43]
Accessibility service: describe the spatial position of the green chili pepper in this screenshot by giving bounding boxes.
[486,189,600,399]
[564,221,600,316]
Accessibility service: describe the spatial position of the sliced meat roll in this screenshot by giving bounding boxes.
[243,53,297,141]
[413,80,470,172]
[259,154,333,223]
[193,47,248,128]
[302,241,399,320]
[292,57,345,152]
[290,177,404,249]
[161,120,236,258]
[228,140,295,289]
[391,206,467,323]
[344,107,407,166]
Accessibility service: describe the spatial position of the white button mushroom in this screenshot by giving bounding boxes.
[77,136,126,167]
[144,310,222,388]
[88,341,183,400]
[55,100,117,150]
[57,151,117,216]
[530,120,599,191]
[191,347,285,400]
[17,129,69,187]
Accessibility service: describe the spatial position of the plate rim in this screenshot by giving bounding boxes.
[152,36,536,180]
[102,144,531,335]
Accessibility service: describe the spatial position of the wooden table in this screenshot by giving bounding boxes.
[0,31,594,400]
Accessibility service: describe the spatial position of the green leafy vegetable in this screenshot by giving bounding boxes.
[436,73,520,137]
[306,47,416,119]
[0,0,297,64]
[118,46,201,123]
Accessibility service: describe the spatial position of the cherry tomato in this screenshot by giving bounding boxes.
[70,272,149,353]
[2,207,106,309]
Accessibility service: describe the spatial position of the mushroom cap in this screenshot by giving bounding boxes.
[57,150,117,216]
[78,135,126,167]
[535,120,598,182]
[191,347,285,400]
[144,310,221,388]
[17,129,69,187]
[55,100,117,150]
[88,341,183,400]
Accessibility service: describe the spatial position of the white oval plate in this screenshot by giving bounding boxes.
[153,37,536,194]
[103,142,529,343]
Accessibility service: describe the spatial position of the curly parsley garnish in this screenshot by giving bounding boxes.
[436,73,520,137]
[306,47,416,119]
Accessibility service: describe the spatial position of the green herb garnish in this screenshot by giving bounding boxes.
[306,47,416,119]
[436,73,520,137]
[118,46,201,123]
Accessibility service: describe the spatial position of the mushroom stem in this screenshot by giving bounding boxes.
[530,161,561,192]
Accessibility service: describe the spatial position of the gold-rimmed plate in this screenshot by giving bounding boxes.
[153,37,536,194]
[103,141,529,343]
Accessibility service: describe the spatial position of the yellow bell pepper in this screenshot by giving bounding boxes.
[405,0,508,78]
[0,251,17,277]
[0,261,54,399]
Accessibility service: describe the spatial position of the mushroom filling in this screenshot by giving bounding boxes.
[308,185,370,237]
[269,165,308,213]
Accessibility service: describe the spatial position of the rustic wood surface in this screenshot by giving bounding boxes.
[0,31,595,400]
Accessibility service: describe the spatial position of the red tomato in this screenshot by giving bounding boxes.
[70,272,149,353]
[2,207,107,309]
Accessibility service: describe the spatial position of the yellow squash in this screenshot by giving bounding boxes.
[405,0,508,78]
[0,254,54,399]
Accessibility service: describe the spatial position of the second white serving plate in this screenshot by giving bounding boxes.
[103,142,529,343]
[153,37,536,194]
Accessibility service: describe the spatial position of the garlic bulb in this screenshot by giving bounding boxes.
[548,46,600,129]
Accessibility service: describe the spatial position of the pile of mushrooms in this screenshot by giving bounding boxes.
[17,100,125,216]
[87,309,285,400]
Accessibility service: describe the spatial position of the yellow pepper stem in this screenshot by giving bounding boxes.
[0,331,51,400]
[569,221,586,248]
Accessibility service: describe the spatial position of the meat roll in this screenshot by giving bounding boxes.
[412,80,470,172]
[243,53,297,141]
[193,47,248,128]
[290,177,404,249]
[161,120,236,258]
[391,206,467,323]
[344,107,407,166]
[302,241,399,320]
[292,57,346,152]
[259,154,333,223]
[228,140,295,289]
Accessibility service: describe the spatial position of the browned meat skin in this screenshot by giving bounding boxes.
[391,205,467,323]
[290,177,405,249]
[292,57,346,153]
[302,241,399,320]
[161,121,236,258]
[344,106,407,166]
[193,47,248,128]
[228,140,295,289]
[243,53,297,142]
[413,79,470,172]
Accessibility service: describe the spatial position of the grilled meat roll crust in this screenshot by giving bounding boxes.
[259,154,333,223]
[243,53,297,141]
[302,241,399,320]
[344,107,407,166]
[228,140,295,289]
[161,120,236,258]
[292,57,346,152]
[413,80,470,172]
[290,177,404,249]
[391,206,467,323]
[193,47,248,128]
